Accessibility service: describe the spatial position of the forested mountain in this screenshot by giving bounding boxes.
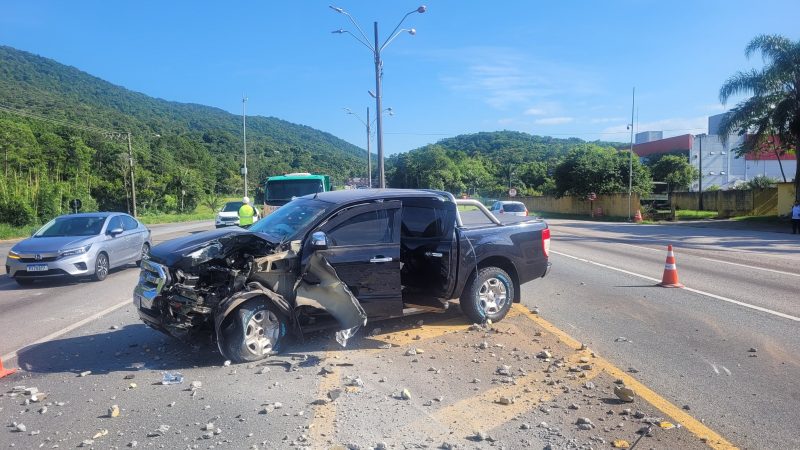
[0,45,368,224]
[387,130,627,197]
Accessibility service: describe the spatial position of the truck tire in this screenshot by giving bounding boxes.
[460,267,515,324]
[220,299,288,363]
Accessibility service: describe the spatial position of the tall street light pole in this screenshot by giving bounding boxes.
[242,95,248,199]
[331,5,426,188]
[344,106,393,188]
[627,87,635,221]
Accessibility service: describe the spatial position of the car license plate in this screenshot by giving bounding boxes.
[26,264,48,272]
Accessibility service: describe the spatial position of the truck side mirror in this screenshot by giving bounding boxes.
[310,231,328,250]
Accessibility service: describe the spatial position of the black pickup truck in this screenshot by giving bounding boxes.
[134,189,551,362]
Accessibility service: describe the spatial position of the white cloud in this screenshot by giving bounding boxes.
[534,116,574,125]
[497,118,515,125]
[432,46,598,111]
[524,108,547,116]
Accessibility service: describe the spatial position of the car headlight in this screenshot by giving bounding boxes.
[60,244,92,257]
[7,250,20,260]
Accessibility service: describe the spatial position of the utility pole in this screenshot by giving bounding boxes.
[698,134,704,210]
[366,107,372,187]
[628,87,635,221]
[373,22,386,188]
[242,95,248,199]
[127,132,137,218]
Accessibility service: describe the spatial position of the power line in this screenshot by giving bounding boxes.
[384,127,707,137]
[0,103,123,136]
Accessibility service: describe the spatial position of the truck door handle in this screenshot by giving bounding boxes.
[369,256,393,263]
[425,252,443,258]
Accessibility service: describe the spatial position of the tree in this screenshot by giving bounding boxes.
[649,154,698,192]
[718,34,800,201]
[553,145,651,198]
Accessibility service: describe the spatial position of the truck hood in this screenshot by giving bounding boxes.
[148,228,276,269]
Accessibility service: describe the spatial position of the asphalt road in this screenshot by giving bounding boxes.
[2,216,797,449]
[0,221,214,359]
[526,218,800,450]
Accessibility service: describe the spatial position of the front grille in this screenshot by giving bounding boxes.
[19,256,58,263]
[16,268,69,277]
[135,259,170,310]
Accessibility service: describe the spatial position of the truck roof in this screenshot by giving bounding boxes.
[304,188,452,204]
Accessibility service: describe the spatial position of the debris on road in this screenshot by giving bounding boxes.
[79,370,92,377]
[108,404,120,418]
[161,371,184,385]
[614,385,636,402]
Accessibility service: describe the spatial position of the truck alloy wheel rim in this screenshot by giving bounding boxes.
[479,277,507,315]
[245,310,280,356]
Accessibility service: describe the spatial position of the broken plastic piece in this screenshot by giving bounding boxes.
[161,372,184,385]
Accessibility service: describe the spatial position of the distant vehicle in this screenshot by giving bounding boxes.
[490,201,529,217]
[216,201,261,229]
[5,212,151,285]
[134,189,551,363]
[265,173,331,206]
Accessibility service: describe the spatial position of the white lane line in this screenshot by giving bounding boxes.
[699,256,800,278]
[1,298,130,363]
[552,250,800,323]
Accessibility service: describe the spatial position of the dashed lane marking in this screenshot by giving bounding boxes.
[512,304,737,449]
[552,250,800,322]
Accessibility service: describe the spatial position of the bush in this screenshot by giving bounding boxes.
[0,197,36,227]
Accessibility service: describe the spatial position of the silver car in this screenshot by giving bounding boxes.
[5,212,151,285]
[490,201,529,217]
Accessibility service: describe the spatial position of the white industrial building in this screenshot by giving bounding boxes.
[689,113,796,191]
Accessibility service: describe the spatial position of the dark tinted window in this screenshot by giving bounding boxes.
[107,216,123,233]
[122,215,139,230]
[329,209,395,246]
[267,180,323,201]
[401,206,447,238]
[503,203,526,212]
[223,202,243,212]
[35,216,106,237]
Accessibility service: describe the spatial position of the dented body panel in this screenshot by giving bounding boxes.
[133,189,550,359]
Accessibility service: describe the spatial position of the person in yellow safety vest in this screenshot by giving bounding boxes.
[238,196,256,227]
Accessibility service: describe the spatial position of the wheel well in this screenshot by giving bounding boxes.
[477,256,521,302]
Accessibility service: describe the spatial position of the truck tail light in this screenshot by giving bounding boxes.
[542,227,550,257]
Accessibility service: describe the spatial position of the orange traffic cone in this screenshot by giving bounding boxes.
[634,210,643,223]
[658,244,684,288]
[0,357,18,379]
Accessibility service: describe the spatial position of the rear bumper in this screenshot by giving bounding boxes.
[541,261,552,278]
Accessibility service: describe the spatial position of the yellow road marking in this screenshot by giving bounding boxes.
[308,347,339,446]
[511,304,738,450]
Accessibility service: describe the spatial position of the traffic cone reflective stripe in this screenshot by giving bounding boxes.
[658,244,684,288]
[0,357,17,379]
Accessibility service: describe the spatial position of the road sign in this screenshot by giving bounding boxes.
[588,192,597,201]
[508,188,517,197]
[69,199,82,213]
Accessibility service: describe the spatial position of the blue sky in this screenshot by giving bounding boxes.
[2,1,799,154]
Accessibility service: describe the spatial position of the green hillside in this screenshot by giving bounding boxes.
[387,130,626,197]
[0,45,367,225]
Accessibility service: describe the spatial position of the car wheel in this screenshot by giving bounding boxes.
[14,278,34,286]
[93,252,109,282]
[136,243,150,267]
[460,267,515,324]
[220,299,288,363]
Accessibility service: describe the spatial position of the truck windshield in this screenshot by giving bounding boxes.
[249,198,328,241]
[266,179,323,202]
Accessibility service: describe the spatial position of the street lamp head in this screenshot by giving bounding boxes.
[407,28,416,35]
[417,5,427,13]
[368,90,376,98]
[331,29,346,34]
[329,5,344,13]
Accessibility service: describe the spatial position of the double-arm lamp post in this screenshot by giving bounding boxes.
[331,4,426,188]
[343,106,393,188]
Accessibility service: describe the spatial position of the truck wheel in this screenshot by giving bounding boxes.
[460,267,514,324]
[220,299,288,363]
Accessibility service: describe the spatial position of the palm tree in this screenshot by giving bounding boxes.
[719,34,800,200]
